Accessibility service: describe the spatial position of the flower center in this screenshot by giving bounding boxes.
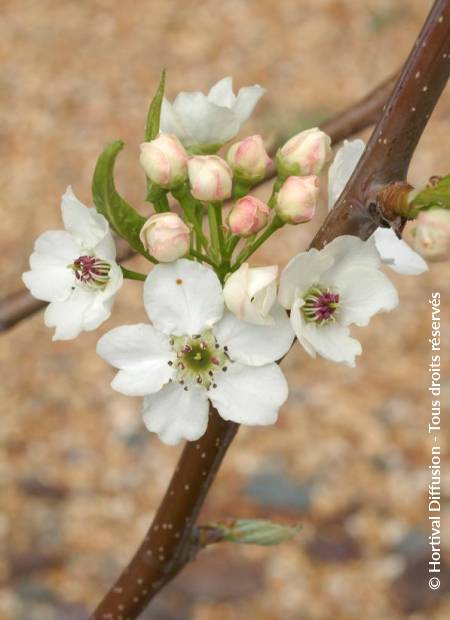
[69,255,111,289]
[170,330,229,390]
[302,285,340,325]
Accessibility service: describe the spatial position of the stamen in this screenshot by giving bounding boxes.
[302,284,340,325]
[69,255,111,290]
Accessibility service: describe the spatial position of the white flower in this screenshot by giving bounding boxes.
[97,259,294,445]
[328,140,428,275]
[278,235,399,367]
[160,77,265,151]
[223,263,278,325]
[22,187,123,340]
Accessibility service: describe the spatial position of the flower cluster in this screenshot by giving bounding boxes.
[22,76,440,445]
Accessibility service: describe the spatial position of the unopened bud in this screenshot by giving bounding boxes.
[140,134,188,189]
[277,127,331,177]
[140,213,190,262]
[412,208,450,261]
[188,155,232,202]
[228,196,270,237]
[275,175,319,224]
[227,135,271,183]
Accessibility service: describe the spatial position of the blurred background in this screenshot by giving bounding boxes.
[1,0,450,618]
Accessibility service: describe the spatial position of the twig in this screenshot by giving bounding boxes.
[0,74,397,333]
[91,2,450,618]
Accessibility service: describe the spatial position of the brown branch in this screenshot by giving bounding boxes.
[0,74,397,334]
[91,2,449,618]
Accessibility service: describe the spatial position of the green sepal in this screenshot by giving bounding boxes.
[92,140,156,262]
[217,519,300,546]
[411,173,450,211]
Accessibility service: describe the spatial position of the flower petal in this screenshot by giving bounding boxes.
[210,362,288,425]
[144,259,224,336]
[334,266,399,327]
[207,76,236,108]
[321,235,382,285]
[373,228,428,275]
[172,92,238,146]
[44,289,93,341]
[301,320,362,367]
[97,323,174,370]
[278,248,334,309]
[233,85,266,124]
[214,304,294,366]
[32,230,80,265]
[142,382,209,445]
[160,98,190,143]
[61,186,110,250]
[22,265,74,302]
[328,139,365,210]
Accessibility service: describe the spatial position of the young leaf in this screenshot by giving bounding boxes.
[144,70,166,142]
[197,519,300,547]
[412,173,450,210]
[92,140,156,262]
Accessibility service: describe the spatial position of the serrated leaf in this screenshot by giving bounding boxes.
[92,140,155,262]
[144,70,166,142]
[412,173,450,210]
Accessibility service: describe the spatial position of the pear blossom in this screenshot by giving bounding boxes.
[22,187,123,341]
[277,128,331,178]
[97,259,294,445]
[227,134,271,183]
[275,175,319,224]
[188,155,233,201]
[328,140,428,275]
[278,235,399,367]
[139,134,188,189]
[228,196,270,237]
[223,263,278,325]
[140,213,190,262]
[160,77,265,152]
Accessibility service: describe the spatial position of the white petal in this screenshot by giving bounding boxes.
[335,266,399,327]
[172,92,238,146]
[207,76,236,108]
[97,323,174,369]
[79,262,123,330]
[302,321,362,367]
[32,230,80,264]
[160,98,190,143]
[44,289,93,341]
[214,304,294,366]
[328,139,365,210]
[61,186,110,249]
[233,85,266,124]
[289,297,317,358]
[210,362,288,425]
[142,382,209,445]
[278,248,334,309]
[373,228,428,275]
[22,266,74,302]
[321,235,381,284]
[144,259,224,336]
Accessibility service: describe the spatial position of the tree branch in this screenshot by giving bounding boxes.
[91,3,449,618]
[0,74,397,333]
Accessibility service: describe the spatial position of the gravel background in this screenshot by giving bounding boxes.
[1,1,449,619]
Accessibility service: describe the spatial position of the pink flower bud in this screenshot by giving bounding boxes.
[275,176,319,224]
[140,135,188,189]
[228,196,270,237]
[277,127,331,177]
[226,135,271,183]
[412,209,450,261]
[139,213,190,262]
[188,156,233,202]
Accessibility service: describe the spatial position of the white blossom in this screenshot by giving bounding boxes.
[22,187,123,340]
[328,139,428,275]
[97,259,294,445]
[278,235,399,367]
[223,263,278,325]
[160,77,265,151]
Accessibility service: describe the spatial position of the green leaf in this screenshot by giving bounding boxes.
[216,519,300,546]
[412,174,450,210]
[144,70,166,142]
[92,140,155,262]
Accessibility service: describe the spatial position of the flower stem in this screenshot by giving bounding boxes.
[120,266,147,281]
[189,250,219,269]
[207,202,223,263]
[232,215,285,270]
